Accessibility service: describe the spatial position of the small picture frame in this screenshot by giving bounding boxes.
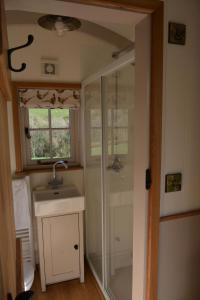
[168,22,186,45]
[165,173,182,193]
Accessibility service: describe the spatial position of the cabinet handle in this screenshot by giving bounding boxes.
[74,244,79,250]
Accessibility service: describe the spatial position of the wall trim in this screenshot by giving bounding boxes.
[63,0,161,14]
[160,209,200,222]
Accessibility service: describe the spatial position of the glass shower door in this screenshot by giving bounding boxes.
[84,79,103,283]
[103,64,135,300]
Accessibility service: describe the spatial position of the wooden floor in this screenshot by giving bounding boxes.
[32,264,105,300]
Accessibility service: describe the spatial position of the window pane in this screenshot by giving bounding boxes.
[52,130,71,159]
[113,109,128,127]
[90,128,101,156]
[30,130,50,160]
[107,127,112,155]
[113,128,128,155]
[51,109,70,128]
[91,109,101,127]
[29,109,49,129]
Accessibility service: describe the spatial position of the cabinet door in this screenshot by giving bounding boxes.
[43,214,80,284]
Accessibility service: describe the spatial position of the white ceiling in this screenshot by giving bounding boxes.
[5,0,146,41]
[6,11,134,43]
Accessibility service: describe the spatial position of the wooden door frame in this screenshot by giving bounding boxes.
[63,1,163,300]
[0,0,17,298]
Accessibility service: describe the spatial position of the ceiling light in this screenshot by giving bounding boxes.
[38,15,81,36]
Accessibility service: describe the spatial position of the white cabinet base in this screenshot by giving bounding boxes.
[36,212,84,292]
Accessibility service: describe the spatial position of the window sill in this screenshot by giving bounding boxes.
[14,165,83,177]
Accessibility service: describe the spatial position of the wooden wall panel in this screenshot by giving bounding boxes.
[146,4,164,300]
[0,92,16,299]
[0,0,16,299]
[16,238,24,294]
[0,0,12,100]
[61,0,161,14]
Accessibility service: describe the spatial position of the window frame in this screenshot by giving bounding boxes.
[22,107,77,166]
[12,82,81,172]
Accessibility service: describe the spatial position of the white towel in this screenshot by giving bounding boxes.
[12,178,31,231]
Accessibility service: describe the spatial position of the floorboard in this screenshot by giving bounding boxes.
[32,264,105,300]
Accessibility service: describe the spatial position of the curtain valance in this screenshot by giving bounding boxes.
[18,88,80,109]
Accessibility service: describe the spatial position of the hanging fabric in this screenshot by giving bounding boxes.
[18,88,80,109]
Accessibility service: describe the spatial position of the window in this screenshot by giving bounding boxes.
[13,83,81,171]
[23,108,77,165]
[90,109,102,156]
[89,108,128,158]
[107,108,129,156]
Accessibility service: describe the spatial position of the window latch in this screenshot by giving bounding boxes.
[25,127,31,139]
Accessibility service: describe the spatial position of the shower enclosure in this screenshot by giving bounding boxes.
[83,53,135,300]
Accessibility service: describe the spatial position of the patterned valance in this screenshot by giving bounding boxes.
[18,88,80,109]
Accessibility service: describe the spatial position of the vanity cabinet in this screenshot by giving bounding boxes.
[43,214,80,284]
[36,212,84,292]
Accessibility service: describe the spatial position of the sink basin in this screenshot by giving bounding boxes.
[33,185,85,217]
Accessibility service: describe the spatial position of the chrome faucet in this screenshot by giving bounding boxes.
[49,160,68,188]
[53,160,68,180]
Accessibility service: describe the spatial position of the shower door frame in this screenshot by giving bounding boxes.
[83,51,135,299]
[77,1,164,300]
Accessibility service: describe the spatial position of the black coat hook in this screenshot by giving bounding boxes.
[7,34,34,72]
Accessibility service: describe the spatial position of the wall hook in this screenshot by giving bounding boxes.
[7,34,34,72]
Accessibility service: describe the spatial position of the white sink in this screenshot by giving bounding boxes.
[33,185,85,217]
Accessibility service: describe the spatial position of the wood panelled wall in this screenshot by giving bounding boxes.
[0,92,16,299]
[0,0,16,299]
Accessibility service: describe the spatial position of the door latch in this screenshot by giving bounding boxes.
[74,244,79,250]
[146,168,152,190]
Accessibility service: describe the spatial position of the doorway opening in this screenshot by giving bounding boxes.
[3,1,163,300]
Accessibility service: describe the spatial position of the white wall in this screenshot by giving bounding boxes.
[132,16,150,300]
[161,0,200,216]
[158,1,200,299]
[7,24,117,82]
[7,23,118,192]
[158,216,200,300]
[29,169,84,194]
[6,1,200,297]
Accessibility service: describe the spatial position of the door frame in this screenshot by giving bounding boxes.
[66,1,163,300]
[0,0,17,298]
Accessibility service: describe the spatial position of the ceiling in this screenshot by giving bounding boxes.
[5,0,146,42]
[6,10,134,45]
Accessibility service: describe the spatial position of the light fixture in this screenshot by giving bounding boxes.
[54,17,66,36]
[38,15,81,37]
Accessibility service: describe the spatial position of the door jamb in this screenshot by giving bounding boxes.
[64,1,164,300]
